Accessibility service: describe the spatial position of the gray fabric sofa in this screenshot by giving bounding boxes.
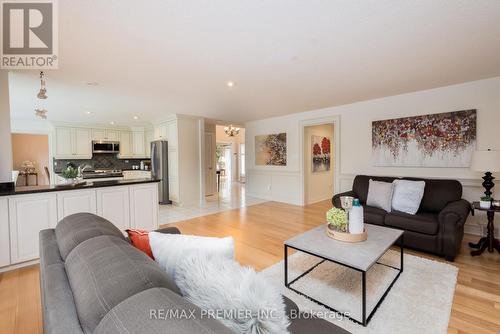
[40,212,349,334]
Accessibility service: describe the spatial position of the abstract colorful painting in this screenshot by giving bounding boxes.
[312,135,331,172]
[372,110,477,167]
[255,133,287,166]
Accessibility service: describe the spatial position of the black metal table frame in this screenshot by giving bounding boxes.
[284,234,404,326]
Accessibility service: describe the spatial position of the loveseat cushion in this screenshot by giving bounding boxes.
[65,235,180,334]
[93,287,234,334]
[353,175,397,204]
[404,178,462,213]
[364,206,386,225]
[55,212,125,260]
[385,211,439,235]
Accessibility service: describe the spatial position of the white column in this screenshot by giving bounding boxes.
[0,71,13,184]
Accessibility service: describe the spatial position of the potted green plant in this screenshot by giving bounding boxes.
[326,207,348,232]
[480,195,492,209]
[61,166,79,184]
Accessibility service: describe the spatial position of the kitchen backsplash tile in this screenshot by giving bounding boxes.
[54,154,150,173]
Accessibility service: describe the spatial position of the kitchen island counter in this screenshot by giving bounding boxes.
[0,178,159,197]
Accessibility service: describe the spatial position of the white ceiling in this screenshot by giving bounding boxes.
[8,0,500,125]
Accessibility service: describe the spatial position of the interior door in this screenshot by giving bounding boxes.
[204,132,216,196]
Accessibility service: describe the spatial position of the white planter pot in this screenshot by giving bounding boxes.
[479,200,491,209]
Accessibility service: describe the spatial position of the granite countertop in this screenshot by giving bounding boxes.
[0,178,160,197]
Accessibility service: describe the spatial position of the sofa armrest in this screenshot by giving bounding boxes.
[332,190,357,208]
[438,199,471,261]
[155,226,181,235]
[439,199,471,226]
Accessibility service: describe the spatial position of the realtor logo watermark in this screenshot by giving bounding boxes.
[1,0,58,69]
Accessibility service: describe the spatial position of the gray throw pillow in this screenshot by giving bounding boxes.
[391,179,426,215]
[366,179,394,212]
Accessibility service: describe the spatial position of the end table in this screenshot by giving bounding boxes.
[469,202,500,255]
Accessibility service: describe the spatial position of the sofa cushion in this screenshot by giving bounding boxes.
[65,235,180,334]
[289,316,350,334]
[366,179,394,212]
[391,179,425,215]
[404,178,462,213]
[385,211,439,235]
[364,206,386,225]
[93,287,234,334]
[353,175,397,204]
[55,212,125,260]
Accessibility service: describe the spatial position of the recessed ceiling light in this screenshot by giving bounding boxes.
[84,81,99,86]
[226,81,235,87]
[85,111,92,115]
[109,121,115,125]
[133,116,138,120]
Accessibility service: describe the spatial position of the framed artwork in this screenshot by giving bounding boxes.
[312,135,331,173]
[372,109,477,167]
[255,133,287,166]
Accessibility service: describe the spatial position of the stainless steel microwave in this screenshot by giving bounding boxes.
[92,141,120,154]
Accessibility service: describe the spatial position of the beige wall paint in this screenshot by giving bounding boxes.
[0,71,13,183]
[304,124,334,204]
[11,133,50,186]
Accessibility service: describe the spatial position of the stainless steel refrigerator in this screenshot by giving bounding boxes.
[151,140,172,204]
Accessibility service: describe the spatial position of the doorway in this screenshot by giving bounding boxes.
[303,123,335,205]
[11,133,50,186]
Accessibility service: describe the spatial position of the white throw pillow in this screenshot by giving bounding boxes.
[366,179,394,212]
[175,252,290,334]
[149,232,234,279]
[391,179,426,215]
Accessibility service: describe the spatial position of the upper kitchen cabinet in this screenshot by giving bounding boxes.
[54,127,92,159]
[118,130,133,158]
[154,123,168,140]
[132,131,146,157]
[92,128,120,141]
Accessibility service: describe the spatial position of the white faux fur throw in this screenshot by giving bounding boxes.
[175,252,290,334]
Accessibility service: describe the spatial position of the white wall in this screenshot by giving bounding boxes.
[245,77,500,235]
[0,71,13,183]
[304,124,334,204]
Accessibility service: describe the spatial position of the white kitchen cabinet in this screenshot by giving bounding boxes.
[55,127,73,157]
[106,129,119,141]
[57,189,97,220]
[154,124,168,140]
[132,131,146,157]
[92,129,106,141]
[119,131,133,158]
[54,127,92,159]
[92,128,120,141]
[74,128,92,158]
[96,187,130,231]
[145,130,154,158]
[8,193,57,263]
[0,198,10,267]
[129,183,158,231]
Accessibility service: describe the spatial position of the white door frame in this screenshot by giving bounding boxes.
[298,115,341,206]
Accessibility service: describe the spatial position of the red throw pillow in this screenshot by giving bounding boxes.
[126,229,154,259]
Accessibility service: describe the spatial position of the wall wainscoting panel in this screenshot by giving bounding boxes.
[246,169,301,205]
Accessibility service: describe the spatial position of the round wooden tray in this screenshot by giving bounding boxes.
[326,224,367,243]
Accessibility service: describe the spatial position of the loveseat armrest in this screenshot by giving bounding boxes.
[438,199,471,261]
[332,190,357,208]
[155,226,181,235]
[439,199,471,226]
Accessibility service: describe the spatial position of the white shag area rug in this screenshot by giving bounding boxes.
[259,250,458,334]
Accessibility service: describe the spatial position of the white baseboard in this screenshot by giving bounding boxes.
[0,259,39,273]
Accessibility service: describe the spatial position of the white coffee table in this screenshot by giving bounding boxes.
[284,224,404,326]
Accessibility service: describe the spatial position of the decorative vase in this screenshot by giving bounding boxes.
[349,199,364,234]
[480,200,491,209]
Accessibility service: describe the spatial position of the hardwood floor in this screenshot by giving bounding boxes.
[0,200,499,333]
